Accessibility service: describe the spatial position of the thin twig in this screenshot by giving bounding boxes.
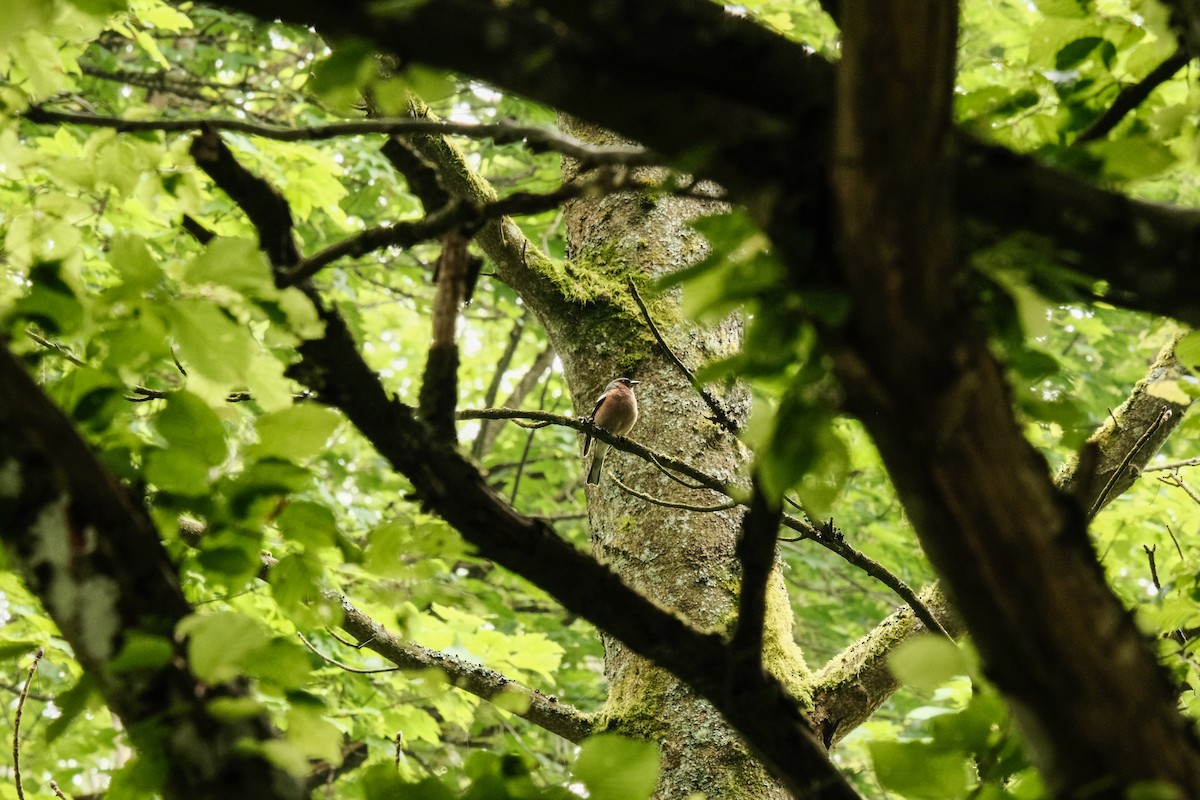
[456,407,730,492]
[611,476,738,512]
[13,647,44,800]
[782,517,951,639]
[1143,456,1200,473]
[627,278,740,434]
[510,378,552,505]
[26,331,87,367]
[49,780,69,800]
[473,314,527,460]
[297,631,399,674]
[1167,523,1185,561]
[1144,544,1162,591]
[1158,471,1200,508]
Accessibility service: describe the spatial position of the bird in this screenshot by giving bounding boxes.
[583,377,640,485]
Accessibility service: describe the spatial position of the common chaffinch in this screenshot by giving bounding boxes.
[583,377,640,485]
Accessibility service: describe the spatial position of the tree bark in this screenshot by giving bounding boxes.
[551,118,810,800]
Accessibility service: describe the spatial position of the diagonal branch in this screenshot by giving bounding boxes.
[627,278,740,434]
[1075,48,1192,144]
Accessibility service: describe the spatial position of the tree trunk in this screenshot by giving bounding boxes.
[548,118,809,799]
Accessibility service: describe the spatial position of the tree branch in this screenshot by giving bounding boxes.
[199,0,1200,330]
[283,167,671,284]
[1075,48,1192,144]
[456,408,731,492]
[22,106,657,165]
[729,479,781,670]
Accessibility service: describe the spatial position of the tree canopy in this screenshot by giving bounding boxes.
[4,0,1200,798]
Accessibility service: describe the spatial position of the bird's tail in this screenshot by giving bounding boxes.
[586,443,607,484]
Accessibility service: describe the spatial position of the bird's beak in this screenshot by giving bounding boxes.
[630,380,641,386]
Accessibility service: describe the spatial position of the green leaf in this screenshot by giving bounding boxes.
[268,552,323,622]
[155,390,228,466]
[0,640,45,660]
[178,611,268,683]
[143,446,210,495]
[276,500,338,549]
[1090,138,1176,181]
[9,261,84,335]
[0,0,56,49]
[243,638,312,689]
[250,404,342,461]
[1036,0,1089,17]
[364,519,409,578]
[573,734,660,800]
[286,705,343,764]
[106,233,164,299]
[63,0,128,16]
[1056,37,1115,71]
[390,704,442,745]
[1145,378,1193,405]
[869,740,971,799]
[182,237,275,296]
[1174,331,1200,370]
[169,298,256,390]
[307,37,377,112]
[888,636,969,691]
[207,696,265,720]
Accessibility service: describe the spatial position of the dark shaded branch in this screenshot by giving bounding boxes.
[380,138,452,211]
[814,336,1195,747]
[23,106,658,165]
[1075,48,1192,143]
[729,479,781,668]
[188,126,300,268]
[833,1,1200,791]
[291,301,855,798]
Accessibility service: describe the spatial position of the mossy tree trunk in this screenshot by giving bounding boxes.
[538,118,812,800]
